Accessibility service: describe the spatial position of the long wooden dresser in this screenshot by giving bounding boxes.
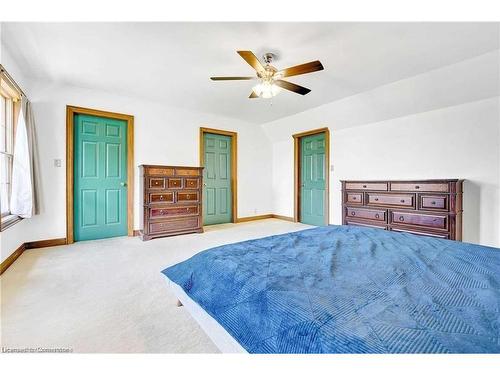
[341,179,463,240]
[139,165,204,241]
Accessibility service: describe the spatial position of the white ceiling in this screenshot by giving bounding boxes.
[2,22,498,124]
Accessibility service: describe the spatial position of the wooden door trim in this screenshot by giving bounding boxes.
[293,127,330,225]
[199,127,238,223]
[66,105,134,244]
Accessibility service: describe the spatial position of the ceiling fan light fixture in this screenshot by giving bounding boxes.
[252,80,280,99]
[211,51,323,99]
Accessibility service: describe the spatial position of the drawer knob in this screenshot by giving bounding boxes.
[374,198,379,201]
[187,194,190,199]
[352,196,357,200]
[160,196,164,200]
[415,185,420,189]
[363,185,367,188]
[400,199,405,203]
[351,211,356,216]
[399,216,405,222]
[375,214,380,219]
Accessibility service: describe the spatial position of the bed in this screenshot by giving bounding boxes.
[162,225,500,353]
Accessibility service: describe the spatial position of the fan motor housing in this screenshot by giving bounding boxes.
[262,52,277,64]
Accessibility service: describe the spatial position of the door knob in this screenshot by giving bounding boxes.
[203,183,207,187]
[120,182,127,187]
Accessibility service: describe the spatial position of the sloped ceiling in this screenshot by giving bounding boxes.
[2,22,498,124]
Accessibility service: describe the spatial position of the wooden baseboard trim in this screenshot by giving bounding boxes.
[235,214,273,223]
[25,238,67,250]
[0,243,25,275]
[1,237,67,275]
[271,214,295,222]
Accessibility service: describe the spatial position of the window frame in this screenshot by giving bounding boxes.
[0,69,23,231]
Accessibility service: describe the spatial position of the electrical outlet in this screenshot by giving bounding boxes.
[54,159,62,167]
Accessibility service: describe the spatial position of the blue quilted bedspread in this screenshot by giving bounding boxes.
[162,225,500,353]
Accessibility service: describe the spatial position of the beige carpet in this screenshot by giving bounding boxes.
[0,219,310,353]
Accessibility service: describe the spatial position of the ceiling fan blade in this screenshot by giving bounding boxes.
[274,80,311,95]
[249,91,259,98]
[237,51,265,72]
[279,60,324,78]
[274,79,311,95]
[210,76,255,81]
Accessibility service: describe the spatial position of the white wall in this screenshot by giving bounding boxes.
[263,52,500,248]
[0,78,273,263]
[337,99,499,246]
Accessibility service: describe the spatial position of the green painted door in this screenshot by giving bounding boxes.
[203,133,232,225]
[74,114,128,241]
[300,133,327,226]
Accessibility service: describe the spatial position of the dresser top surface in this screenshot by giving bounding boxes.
[341,179,463,183]
[139,164,204,170]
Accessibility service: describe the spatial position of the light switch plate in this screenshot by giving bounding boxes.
[54,159,62,167]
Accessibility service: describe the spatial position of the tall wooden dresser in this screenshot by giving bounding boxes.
[139,165,203,241]
[341,179,463,240]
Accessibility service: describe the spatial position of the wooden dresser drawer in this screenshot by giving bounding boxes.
[346,192,363,204]
[149,192,174,203]
[148,167,175,176]
[346,220,386,230]
[391,211,448,230]
[150,205,199,218]
[390,182,449,192]
[177,191,199,202]
[185,178,199,189]
[148,178,165,189]
[176,169,201,176]
[391,227,449,239]
[366,193,415,208]
[345,182,388,191]
[346,207,386,222]
[419,194,448,211]
[149,217,200,234]
[168,178,183,189]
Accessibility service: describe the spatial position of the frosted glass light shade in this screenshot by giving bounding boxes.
[252,81,280,98]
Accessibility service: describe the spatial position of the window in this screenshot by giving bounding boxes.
[1,93,14,216]
[0,68,22,230]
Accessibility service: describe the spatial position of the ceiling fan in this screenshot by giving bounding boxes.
[210,51,324,99]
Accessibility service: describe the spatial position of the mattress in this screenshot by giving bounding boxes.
[165,277,247,353]
[162,225,500,353]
